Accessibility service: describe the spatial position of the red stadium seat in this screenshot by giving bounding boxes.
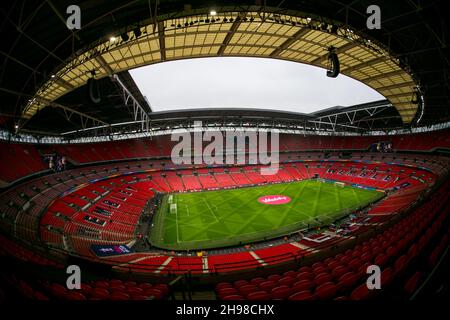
[314,273,333,286]
[332,266,350,279]
[278,276,296,287]
[337,272,360,291]
[394,255,408,275]
[350,284,372,300]
[292,279,315,292]
[288,290,314,301]
[94,280,110,288]
[381,267,394,287]
[270,285,292,299]
[91,288,110,300]
[110,292,130,300]
[65,291,87,300]
[250,277,266,286]
[239,285,259,297]
[216,282,232,290]
[296,272,313,282]
[143,289,163,300]
[34,291,49,300]
[109,279,123,286]
[131,295,150,300]
[222,295,245,300]
[153,284,169,295]
[283,270,297,278]
[124,281,137,287]
[298,266,312,273]
[259,281,277,292]
[315,282,338,299]
[138,283,153,291]
[403,272,422,296]
[374,253,388,267]
[247,291,271,300]
[233,280,249,288]
[127,287,144,295]
[49,283,67,297]
[267,274,281,282]
[218,287,239,299]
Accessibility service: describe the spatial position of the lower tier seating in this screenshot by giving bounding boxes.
[215,180,449,300]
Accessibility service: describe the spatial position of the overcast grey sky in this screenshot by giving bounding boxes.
[130,57,385,113]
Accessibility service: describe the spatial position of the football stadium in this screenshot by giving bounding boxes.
[0,0,449,307]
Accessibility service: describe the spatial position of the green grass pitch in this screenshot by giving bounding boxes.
[149,180,384,250]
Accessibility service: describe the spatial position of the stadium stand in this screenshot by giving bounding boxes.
[1,130,449,187]
[1,0,449,304]
[0,131,448,301]
[214,180,449,300]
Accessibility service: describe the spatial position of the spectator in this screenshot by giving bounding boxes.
[61,156,66,170]
[49,156,54,171]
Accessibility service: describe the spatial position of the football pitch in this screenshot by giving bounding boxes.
[149,180,384,250]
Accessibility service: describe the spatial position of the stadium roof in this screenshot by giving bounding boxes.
[1,0,449,137]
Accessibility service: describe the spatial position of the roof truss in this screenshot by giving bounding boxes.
[19,9,420,128]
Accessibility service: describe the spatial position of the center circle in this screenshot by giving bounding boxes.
[258,195,292,205]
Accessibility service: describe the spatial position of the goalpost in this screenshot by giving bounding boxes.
[168,195,177,214]
[317,178,344,188]
[335,181,345,188]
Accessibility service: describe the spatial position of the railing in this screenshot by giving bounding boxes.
[1,121,450,144]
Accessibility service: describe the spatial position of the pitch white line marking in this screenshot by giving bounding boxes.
[202,198,219,222]
[175,206,180,243]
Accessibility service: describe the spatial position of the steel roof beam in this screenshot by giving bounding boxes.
[36,97,109,126]
[218,12,247,56]
[341,56,389,73]
[95,55,114,76]
[364,69,406,83]
[157,21,166,61]
[54,77,75,90]
[378,81,416,92]
[270,27,311,57]
[310,41,358,65]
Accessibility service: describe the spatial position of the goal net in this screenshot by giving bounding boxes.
[335,181,345,188]
[170,203,177,214]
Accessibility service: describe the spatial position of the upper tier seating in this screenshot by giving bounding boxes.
[1,129,449,184]
[0,141,47,183]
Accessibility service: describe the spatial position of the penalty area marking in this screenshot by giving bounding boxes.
[175,207,180,243]
[202,198,219,222]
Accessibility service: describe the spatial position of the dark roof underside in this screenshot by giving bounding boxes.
[0,0,448,136]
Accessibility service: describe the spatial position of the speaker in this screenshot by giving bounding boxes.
[326,51,340,78]
[87,78,101,104]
